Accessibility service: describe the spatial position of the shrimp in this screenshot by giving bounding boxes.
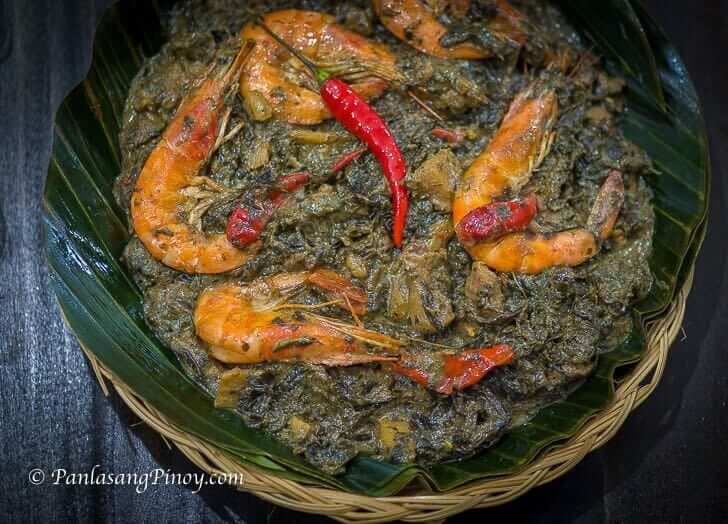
[194,269,401,366]
[452,84,558,225]
[131,41,256,274]
[453,84,625,274]
[466,171,624,273]
[194,267,515,391]
[373,0,526,60]
[240,10,400,125]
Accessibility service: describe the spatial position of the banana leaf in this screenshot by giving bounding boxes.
[43,0,709,496]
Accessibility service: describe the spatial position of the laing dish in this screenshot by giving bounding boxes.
[114,0,654,474]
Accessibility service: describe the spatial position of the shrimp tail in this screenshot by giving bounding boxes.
[587,170,625,241]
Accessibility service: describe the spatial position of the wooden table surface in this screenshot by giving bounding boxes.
[1,0,726,521]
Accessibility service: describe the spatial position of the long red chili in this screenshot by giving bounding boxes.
[389,344,514,395]
[226,171,310,247]
[455,193,538,246]
[257,23,409,248]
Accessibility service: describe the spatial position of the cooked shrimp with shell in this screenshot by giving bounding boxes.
[116,0,655,474]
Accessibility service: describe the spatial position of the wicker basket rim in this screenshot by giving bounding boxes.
[69,271,693,523]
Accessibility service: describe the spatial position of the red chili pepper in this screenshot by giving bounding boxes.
[389,344,514,395]
[226,205,271,247]
[437,344,514,394]
[455,193,538,246]
[431,127,463,143]
[330,146,368,174]
[387,362,431,389]
[258,22,409,248]
[275,171,310,193]
[226,172,310,248]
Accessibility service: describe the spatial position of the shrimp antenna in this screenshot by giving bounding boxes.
[255,18,331,84]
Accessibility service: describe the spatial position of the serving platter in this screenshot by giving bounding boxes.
[43,0,708,520]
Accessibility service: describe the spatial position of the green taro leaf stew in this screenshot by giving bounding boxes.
[43,0,709,496]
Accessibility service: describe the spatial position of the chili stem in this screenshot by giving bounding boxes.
[256,18,330,83]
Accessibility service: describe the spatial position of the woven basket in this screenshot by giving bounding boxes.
[68,268,692,523]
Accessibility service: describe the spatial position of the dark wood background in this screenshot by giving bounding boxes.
[1,0,726,522]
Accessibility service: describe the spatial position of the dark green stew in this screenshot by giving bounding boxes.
[114,0,654,474]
